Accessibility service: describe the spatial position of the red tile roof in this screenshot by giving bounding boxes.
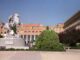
[21,24,43,27]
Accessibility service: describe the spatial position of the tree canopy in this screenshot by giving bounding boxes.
[35,30,64,51]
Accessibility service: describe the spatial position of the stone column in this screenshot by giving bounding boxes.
[22,35,24,39]
[23,35,25,40]
[34,35,36,41]
[29,35,33,48]
[33,35,36,45]
[25,35,28,44]
[30,35,32,42]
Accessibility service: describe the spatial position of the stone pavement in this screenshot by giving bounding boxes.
[0,50,80,60]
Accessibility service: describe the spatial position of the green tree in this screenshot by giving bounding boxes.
[35,30,64,51]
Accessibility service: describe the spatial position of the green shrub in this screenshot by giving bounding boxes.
[6,48,27,51]
[35,30,65,51]
[0,48,28,51]
[76,43,80,49]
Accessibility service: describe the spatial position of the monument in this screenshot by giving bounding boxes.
[4,13,20,37]
[0,13,28,49]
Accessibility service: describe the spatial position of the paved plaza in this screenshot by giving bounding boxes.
[0,50,80,60]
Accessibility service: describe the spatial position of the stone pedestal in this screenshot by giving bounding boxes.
[0,35,26,49]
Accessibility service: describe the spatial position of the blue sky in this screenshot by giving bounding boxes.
[0,0,80,26]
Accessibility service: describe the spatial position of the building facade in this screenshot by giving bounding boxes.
[50,23,64,33]
[0,23,2,34]
[0,22,4,35]
[59,11,80,45]
[0,23,64,42]
[64,11,80,31]
[17,24,46,45]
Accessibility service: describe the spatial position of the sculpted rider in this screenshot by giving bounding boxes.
[4,13,21,36]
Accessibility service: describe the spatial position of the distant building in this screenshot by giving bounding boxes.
[17,24,46,45]
[50,23,64,33]
[0,22,4,34]
[0,22,7,36]
[0,23,64,42]
[0,23,2,34]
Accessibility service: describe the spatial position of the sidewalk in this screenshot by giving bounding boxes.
[0,50,80,60]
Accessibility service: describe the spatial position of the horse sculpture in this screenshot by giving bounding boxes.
[4,13,20,35]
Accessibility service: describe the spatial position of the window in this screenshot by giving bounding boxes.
[32,31,34,33]
[40,31,42,32]
[28,31,31,32]
[24,31,27,32]
[36,31,38,32]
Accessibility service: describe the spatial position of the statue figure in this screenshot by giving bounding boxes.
[4,13,20,36]
[0,13,25,48]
